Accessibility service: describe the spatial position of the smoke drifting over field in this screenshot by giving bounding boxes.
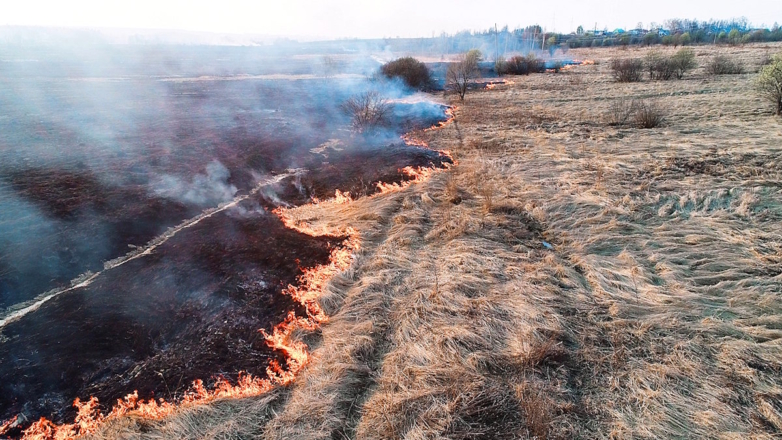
[0,40,450,432]
[152,161,239,207]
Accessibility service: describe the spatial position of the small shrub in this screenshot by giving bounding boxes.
[634,100,665,128]
[645,50,673,80]
[756,54,782,115]
[646,49,695,80]
[494,57,507,76]
[380,57,433,90]
[505,55,546,75]
[610,58,644,82]
[607,99,665,128]
[671,48,697,79]
[706,55,745,75]
[759,53,773,69]
[729,29,741,45]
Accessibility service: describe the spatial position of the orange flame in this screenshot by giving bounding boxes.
[374,165,447,195]
[1,416,17,436]
[425,106,456,132]
[9,102,458,440]
[310,189,352,205]
[14,200,360,440]
[401,134,429,148]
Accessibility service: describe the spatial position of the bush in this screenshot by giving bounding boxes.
[729,29,741,45]
[706,55,745,75]
[646,50,673,80]
[380,57,433,90]
[494,57,507,75]
[341,91,391,132]
[645,49,695,80]
[643,32,659,46]
[671,48,697,79]
[756,54,782,115]
[504,55,546,75]
[610,58,644,82]
[634,100,665,128]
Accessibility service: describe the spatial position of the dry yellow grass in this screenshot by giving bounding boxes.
[89,43,782,439]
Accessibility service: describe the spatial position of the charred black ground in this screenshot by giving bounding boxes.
[0,46,450,431]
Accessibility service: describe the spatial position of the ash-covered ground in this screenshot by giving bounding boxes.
[0,45,450,428]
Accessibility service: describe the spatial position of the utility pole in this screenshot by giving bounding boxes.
[495,23,499,61]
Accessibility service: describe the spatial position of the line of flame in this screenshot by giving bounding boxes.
[0,416,17,436]
[6,105,457,440]
[11,198,360,440]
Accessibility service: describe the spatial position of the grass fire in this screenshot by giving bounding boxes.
[1,4,782,440]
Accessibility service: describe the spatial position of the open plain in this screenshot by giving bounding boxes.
[58,42,782,438]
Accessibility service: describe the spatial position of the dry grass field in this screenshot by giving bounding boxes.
[89,43,782,439]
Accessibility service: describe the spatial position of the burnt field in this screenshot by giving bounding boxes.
[0,46,450,429]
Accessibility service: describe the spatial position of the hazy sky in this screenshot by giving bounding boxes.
[3,0,781,39]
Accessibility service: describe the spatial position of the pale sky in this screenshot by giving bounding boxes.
[3,0,781,39]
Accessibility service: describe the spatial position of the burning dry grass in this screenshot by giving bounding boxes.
[81,43,782,439]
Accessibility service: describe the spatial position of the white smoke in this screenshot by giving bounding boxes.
[152,160,238,207]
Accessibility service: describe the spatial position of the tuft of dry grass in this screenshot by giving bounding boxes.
[88,42,782,440]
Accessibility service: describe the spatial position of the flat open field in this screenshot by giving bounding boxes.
[89,42,782,438]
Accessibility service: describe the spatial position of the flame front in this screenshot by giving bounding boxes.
[6,106,457,440]
[0,416,17,436]
[12,201,360,440]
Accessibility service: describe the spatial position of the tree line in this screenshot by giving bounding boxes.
[410,18,782,57]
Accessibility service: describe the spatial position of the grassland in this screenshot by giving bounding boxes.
[90,43,782,439]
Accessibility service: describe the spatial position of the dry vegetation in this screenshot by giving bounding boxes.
[89,43,782,439]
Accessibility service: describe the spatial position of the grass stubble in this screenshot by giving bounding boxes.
[89,43,782,439]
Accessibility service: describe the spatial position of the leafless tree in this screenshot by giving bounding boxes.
[341,91,391,132]
[322,56,339,79]
[446,50,481,101]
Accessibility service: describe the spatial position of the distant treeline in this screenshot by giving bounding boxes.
[332,18,782,58]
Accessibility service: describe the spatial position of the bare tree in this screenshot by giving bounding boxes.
[322,56,339,79]
[341,91,391,132]
[446,50,481,101]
